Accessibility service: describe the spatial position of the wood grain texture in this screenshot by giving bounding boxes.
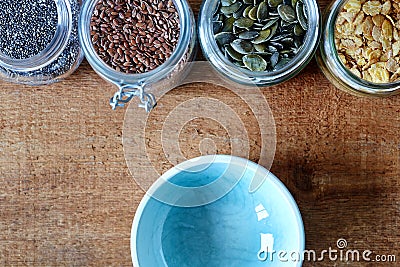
[0,0,399,266]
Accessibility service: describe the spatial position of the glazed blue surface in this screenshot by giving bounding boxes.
[133,157,304,266]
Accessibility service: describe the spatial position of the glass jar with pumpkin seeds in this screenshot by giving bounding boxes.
[199,0,321,86]
[79,0,196,111]
[0,0,83,85]
[317,0,400,96]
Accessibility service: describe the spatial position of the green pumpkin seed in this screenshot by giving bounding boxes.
[243,54,267,71]
[258,22,278,43]
[252,23,264,31]
[281,19,297,28]
[254,43,267,52]
[252,28,271,44]
[268,45,278,52]
[270,41,284,50]
[296,2,308,30]
[281,25,295,34]
[233,26,245,34]
[234,17,254,28]
[277,5,296,22]
[233,4,248,19]
[213,21,223,33]
[293,24,304,36]
[268,0,283,7]
[222,16,236,32]
[213,13,222,22]
[255,51,272,56]
[221,0,236,7]
[215,32,236,46]
[279,50,292,58]
[243,6,253,17]
[226,45,244,61]
[262,18,279,30]
[248,6,258,20]
[270,52,279,67]
[221,2,242,15]
[257,2,269,21]
[243,0,253,4]
[294,38,302,48]
[239,30,260,39]
[231,39,254,54]
[291,0,298,7]
[274,58,291,69]
[270,33,292,42]
[269,22,279,36]
[281,37,294,45]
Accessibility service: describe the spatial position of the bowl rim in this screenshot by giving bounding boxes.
[130,155,305,266]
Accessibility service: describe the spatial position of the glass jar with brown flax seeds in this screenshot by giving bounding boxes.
[79,0,196,111]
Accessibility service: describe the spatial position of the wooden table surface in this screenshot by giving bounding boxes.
[1,0,399,266]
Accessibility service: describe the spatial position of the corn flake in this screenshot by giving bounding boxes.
[368,62,390,83]
[344,0,362,13]
[362,1,382,16]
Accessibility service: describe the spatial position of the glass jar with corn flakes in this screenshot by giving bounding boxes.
[317,0,400,96]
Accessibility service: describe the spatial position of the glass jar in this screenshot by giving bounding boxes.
[79,0,196,111]
[0,0,83,85]
[316,0,400,97]
[198,0,321,87]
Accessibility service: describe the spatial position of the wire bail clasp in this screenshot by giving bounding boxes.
[110,83,157,112]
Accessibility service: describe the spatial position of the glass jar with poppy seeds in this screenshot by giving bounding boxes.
[198,0,321,87]
[316,0,400,96]
[79,0,196,111]
[0,0,83,85]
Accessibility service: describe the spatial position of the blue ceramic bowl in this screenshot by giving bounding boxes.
[131,155,304,266]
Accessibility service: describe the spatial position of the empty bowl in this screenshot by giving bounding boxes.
[131,155,304,266]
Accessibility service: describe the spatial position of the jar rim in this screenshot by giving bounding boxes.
[79,0,193,87]
[0,0,72,72]
[198,0,321,86]
[319,0,400,95]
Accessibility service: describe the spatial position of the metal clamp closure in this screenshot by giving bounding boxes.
[110,83,157,112]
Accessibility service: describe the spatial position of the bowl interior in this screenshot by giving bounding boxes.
[131,156,304,266]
